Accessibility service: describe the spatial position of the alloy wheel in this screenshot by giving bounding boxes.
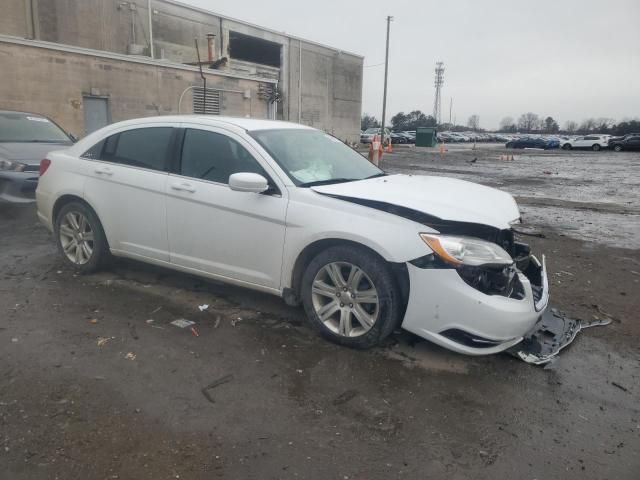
[311,262,379,337]
[59,211,94,265]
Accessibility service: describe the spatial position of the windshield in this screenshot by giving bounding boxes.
[250,129,383,186]
[0,112,72,143]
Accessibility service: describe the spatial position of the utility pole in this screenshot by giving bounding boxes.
[449,97,452,125]
[433,61,445,124]
[380,16,393,145]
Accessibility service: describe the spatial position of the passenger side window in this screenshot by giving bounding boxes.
[180,129,269,184]
[102,127,173,171]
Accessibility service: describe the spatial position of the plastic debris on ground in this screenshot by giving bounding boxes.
[508,307,610,365]
[97,336,114,347]
[124,352,137,360]
[231,317,242,327]
[170,318,195,329]
[198,304,209,312]
[201,374,234,404]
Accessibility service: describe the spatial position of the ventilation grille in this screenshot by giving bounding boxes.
[192,87,221,115]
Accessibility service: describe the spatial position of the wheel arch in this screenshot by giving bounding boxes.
[52,194,111,249]
[285,238,409,315]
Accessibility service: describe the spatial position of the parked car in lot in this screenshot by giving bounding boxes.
[561,135,609,151]
[505,137,552,149]
[609,134,640,152]
[398,132,415,143]
[360,127,390,144]
[390,132,407,144]
[37,116,550,356]
[0,110,74,203]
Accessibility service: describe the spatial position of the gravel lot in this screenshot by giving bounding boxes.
[1,145,639,479]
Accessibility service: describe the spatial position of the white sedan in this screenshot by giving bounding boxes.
[36,116,549,355]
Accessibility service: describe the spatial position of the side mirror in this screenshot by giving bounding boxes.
[228,172,269,193]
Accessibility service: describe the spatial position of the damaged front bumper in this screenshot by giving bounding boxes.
[401,254,549,356]
[508,309,610,365]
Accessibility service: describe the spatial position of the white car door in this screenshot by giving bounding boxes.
[165,126,287,290]
[81,126,175,262]
[573,136,587,148]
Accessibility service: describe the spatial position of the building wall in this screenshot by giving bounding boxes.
[0,41,269,137]
[1,0,363,142]
[0,0,29,37]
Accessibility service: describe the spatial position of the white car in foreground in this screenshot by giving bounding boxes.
[36,116,550,356]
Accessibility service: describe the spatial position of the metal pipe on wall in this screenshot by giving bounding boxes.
[147,0,154,58]
[298,39,302,123]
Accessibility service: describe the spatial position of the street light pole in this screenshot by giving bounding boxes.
[380,15,393,147]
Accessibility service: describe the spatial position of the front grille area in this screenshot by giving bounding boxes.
[440,328,504,348]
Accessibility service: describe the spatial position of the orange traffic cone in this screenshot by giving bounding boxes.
[386,141,393,153]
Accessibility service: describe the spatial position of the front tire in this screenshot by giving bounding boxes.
[562,143,572,150]
[55,202,110,273]
[301,245,402,349]
[592,144,601,151]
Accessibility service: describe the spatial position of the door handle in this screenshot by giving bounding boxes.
[94,166,113,176]
[171,182,196,193]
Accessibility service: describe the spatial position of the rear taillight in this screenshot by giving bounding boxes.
[39,158,51,176]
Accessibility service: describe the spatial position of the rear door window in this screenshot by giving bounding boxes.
[81,140,105,159]
[102,127,173,171]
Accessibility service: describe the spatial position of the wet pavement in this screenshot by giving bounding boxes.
[382,144,640,249]
[1,145,640,479]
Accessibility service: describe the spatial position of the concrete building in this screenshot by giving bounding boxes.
[0,0,363,141]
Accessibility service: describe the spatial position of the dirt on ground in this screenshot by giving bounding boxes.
[1,145,639,479]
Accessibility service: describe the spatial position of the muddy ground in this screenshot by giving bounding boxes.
[1,145,639,479]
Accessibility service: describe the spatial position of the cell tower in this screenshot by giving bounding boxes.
[433,61,445,124]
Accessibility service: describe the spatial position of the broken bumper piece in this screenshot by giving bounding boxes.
[508,308,611,365]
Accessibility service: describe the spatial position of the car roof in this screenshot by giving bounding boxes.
[104,115,315,132]
[0,110,50,118]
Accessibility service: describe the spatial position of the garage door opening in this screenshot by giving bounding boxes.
[228,31,281,68]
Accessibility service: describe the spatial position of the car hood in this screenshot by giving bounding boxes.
[0,142,72,164]
[311,174,520,230]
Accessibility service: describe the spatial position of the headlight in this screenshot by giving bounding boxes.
[420,233,513,267]
[0,159,27,172]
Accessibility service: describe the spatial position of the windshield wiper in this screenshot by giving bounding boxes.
[364,172,387,179]
[299,178,357,188]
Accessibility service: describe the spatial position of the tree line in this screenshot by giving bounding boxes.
[363,111,640,135]
[497,113,639,135]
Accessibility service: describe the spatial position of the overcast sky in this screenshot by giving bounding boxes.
[185,0,639,129]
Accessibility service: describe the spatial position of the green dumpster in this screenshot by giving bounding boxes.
[415,127,437,147]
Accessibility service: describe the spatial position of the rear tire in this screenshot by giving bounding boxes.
[54,202,110,273]
[562,144,572,150]
[301,245,402,349]
[613,145,623,152]
[592,144,601,151]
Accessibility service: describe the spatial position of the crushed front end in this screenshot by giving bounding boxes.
[401,222,550,356]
